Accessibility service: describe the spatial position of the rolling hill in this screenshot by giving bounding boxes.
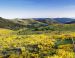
[34,18,75,24]
[53,18,75,24]
[0,17,75,30]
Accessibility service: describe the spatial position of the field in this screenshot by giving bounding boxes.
[0,24,75,58]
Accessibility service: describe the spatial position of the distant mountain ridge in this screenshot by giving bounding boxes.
[0,17,75,30]
[53,18,75,23]
[34,18,75,24]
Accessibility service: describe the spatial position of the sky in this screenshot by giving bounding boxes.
[0,0,75,18]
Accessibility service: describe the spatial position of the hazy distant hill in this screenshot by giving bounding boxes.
[53,18,75,23]
[65,21,75,24]
[34,18,59,24]
[0,17,75,30]
[34,18,75,24]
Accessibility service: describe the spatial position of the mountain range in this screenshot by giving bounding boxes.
[0,17,75,30]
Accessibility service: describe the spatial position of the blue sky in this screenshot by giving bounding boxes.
[0,0,75,18]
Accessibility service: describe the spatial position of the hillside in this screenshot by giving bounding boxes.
[0,18,58,30]
[0,17,75,30]
[53,18,75,24]
[0,17,75,58]
[0,17,26,30]
[34,18,59,24]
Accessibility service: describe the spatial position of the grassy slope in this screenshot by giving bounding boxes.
[0,18,75,58]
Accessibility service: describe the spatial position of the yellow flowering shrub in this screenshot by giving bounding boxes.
[0,28,74,58]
